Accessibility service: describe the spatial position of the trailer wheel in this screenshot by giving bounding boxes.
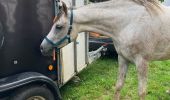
[10,85,55,100]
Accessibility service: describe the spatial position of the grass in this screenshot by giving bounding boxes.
[60,57,170,100]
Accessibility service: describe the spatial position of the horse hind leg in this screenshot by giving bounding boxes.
[114,55,129,100]
[135,56,148,100]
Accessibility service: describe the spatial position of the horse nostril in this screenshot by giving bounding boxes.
[40,46,43,51]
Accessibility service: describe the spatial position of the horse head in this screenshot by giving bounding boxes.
[40,1,77,56]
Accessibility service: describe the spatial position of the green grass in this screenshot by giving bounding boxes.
[60,58,170,100]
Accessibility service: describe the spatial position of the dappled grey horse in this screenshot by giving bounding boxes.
[40,0,170,99]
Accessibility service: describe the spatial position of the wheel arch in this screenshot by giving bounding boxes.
[0,72,62,100]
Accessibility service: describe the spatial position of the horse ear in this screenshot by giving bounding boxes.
[62,1,68,16]
[53,16,58,23]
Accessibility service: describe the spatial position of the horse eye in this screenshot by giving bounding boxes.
[56,25,63,30]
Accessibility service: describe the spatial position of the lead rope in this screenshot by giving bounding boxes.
[53,49,56,61]
[52,0,61,61]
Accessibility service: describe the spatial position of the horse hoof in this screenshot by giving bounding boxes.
[114,92,120,100]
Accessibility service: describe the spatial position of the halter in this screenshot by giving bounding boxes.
[45,7,73,48]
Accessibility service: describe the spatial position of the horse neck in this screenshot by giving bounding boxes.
[71,0,139,37]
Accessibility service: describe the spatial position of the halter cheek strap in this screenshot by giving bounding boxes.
[67,9,73,36]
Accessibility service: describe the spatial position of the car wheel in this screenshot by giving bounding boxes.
[10,85,55,100]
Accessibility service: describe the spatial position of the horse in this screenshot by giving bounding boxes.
[40,0,170,99]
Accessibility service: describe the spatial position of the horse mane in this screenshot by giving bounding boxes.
[132,0,161,13]
[62,1,68,16]
[92,0,162,14]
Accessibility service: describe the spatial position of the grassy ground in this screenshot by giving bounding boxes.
[60,57,170,100]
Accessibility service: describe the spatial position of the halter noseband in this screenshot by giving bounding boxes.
[45,8,73,48]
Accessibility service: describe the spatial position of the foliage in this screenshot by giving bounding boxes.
[89,0,164,2]
[159,0,164,2]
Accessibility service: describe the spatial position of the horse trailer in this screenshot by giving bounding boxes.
[0,0,104,99]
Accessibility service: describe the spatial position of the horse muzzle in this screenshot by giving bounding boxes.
[40,40,53,56]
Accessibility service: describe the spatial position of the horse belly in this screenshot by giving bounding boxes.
[151,43,170,61]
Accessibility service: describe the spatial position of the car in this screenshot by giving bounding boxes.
[89,32,117,58]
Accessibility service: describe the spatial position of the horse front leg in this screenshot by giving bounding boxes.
[135,57,148,100]
[114,55,129,100]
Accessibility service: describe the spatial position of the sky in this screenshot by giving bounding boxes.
[163,0,170,6]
